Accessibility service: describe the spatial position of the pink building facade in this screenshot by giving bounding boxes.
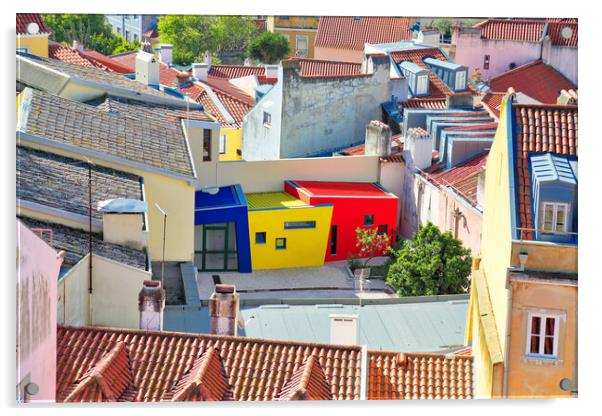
[16,219,63,403]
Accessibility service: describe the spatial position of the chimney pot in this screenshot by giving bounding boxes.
[158,43,173,67]
[215,284,235,294]
[208,284,240,336]
[192,63,210,81]
[138,280,165,331]
[365,120,392,157]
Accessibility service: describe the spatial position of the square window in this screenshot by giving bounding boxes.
[377,224,388,235]
[541,202,569,233]
[275,238,287,250]
[526,313,560,359]
[255,232,266,244]
[364,214,374,227]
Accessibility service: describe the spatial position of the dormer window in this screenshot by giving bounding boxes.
[455,70,466,91]
[542,202,569,233]
[416,75,428,95]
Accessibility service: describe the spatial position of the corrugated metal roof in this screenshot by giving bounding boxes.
[164,297,469,353]
[245,192,308,210]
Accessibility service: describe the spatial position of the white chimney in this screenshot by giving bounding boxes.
[192,63,210,81]
[135,51,160,86]
[557,89,578,105]
[208,284,240,336]
[365,120,392,157]
[138,280,165,331]
[329,314,359,345]
[244,58,252,66]
[264,64,279,79]
[404,127,433,171]
[158,43,173,67]
[72,40,84,52]
[98,198,148,250]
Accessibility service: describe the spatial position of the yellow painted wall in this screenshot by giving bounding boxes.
[57,256,90,327]
[268,16,319,58]
[506,280,577,398]
[478,95,514,355]
[17,35,49,57]
[248,205,333,270]
[19,140,195,262]
[91,256,151,328]
[102,213,146,250]
[218,127,243,161]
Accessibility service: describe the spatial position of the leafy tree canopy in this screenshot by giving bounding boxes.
[386,222,472,296]
[158,15,259,66]
[247,31,290,64]
[43,14,139,56]
[429,18,454,37]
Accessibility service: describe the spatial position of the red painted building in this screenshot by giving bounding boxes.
[285,180,399,261]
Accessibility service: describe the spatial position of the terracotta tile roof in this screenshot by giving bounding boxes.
[288,58,362,78]
[315,17,414,51]
[488,61,576,103]
[20,88,196,178]
[368,351,473,400]
[108,51,185,87]
[48,42,132,73]
[56,325,363,402]
[474,19,546,42]
[513,103,578,239]
[19,216,147,270]
[391,48,475,98]
[17,145,143,221]
[208,65,267,79]
[547,22,578,47]
[277,355,332,400]
[480,92,504,119]
[16,13,51,35]
[64,342,134,402]
[425,151,489,207]
[179,81,253,129]
[403,98,447,110]
[202,76,256,105]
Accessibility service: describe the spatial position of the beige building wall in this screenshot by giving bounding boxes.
[102,213,146,250]
[57,256,90,327]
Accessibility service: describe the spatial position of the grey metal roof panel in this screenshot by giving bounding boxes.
[17,146,143,220]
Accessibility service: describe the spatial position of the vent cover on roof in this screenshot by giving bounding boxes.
[561,26,573,39]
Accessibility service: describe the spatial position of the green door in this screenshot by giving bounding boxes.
[194,223,238,272]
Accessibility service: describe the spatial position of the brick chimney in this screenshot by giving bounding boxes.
[192,63,210,81]
[158,44,173,66]
[138,280,165,331]
[365,120,392,158]
[208,284,240,336]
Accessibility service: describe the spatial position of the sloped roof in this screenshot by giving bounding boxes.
[403,97,447,110]
[315,17,413,51]
[16,13,51,35]
[208,65,267,79]
[480,92,505,119]
[474,19,546,42]
[368,351,473,400]
[108,50,188,87]
[512,102,578,239]
[19,88,196,178]
[277,355,332,400]
[19,216,147,270]
[425,151,489,207]
[488,61,576,103]
[287,58,363,78]
[48,42,132,74]
[17,146,143,221]
[56,325,363,402]
[547,22,578,47]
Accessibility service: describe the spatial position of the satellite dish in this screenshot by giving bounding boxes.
[26,22,39,35]
[560,26,573,40]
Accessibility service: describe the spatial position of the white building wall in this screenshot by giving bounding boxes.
[542,40,578,85]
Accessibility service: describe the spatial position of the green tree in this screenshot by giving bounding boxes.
[43,14,139,56]
[158,15,259,66]
[247,31,289,64]
[430,18,454,37]
[386,222,472,296]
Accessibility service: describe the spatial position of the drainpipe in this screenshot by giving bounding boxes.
[539,23,549,61]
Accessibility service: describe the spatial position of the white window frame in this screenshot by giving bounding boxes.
[525,312,560,359]
[541,202,569,233]
[219,134,226,155]
[416,75,428,95]
[455,71,466,91]
[296,35,309,57]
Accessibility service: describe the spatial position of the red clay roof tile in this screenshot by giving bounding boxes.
[278,355,332,400]
[488,61,576,103]
[48,42,132,74]
[474,19,546,42]
[403,98,447,110]
[368,351,473,400]
[315,17,414,51]
[288,58,363,78]
[547,22,578,47]
[513,102,578,239]
[16,13,51,35]
[480,92,504,119]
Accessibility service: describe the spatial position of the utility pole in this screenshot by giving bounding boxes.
[88,161,93,294]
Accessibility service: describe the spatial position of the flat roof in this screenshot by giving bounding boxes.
[290,180,396,198]
[164,296,469,353]
[246,192,308,210]
[195,185,245,210]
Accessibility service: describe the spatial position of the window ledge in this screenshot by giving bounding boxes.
[263,123,272,129]
[523,355,564,367]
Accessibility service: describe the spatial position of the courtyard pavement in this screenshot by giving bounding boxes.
[196,258,395,300]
